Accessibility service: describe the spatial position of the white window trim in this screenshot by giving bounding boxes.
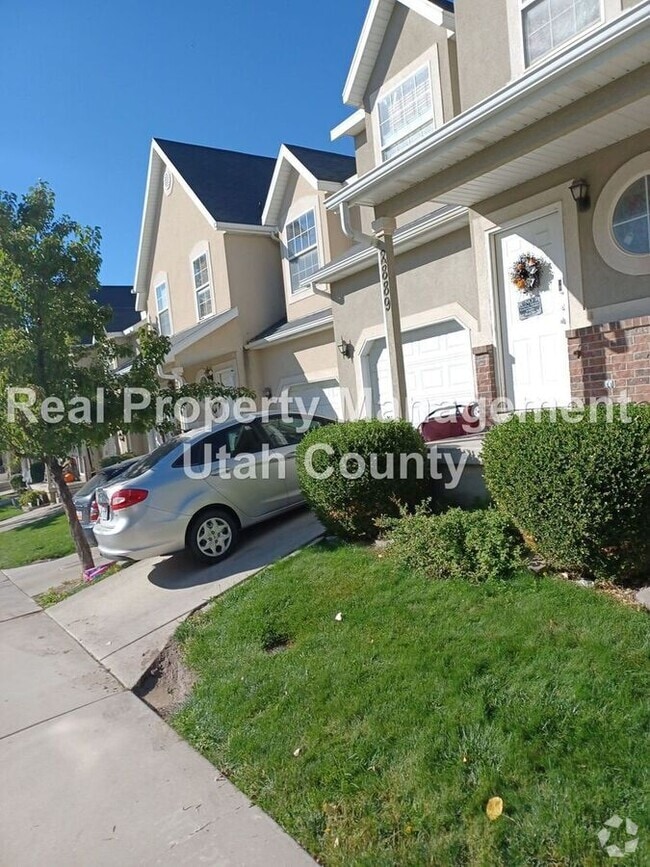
[285,207,321,297]
[153,272,173,336]
[520,0,605,69]
[189,242,216,323]
[593,152,650,277]
[371,46,444,167]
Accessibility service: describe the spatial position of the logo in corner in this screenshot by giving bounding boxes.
[598,815,639,858]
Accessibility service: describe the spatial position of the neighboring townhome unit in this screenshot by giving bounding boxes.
[312,0,650,428]
[133,138,284,395]
[246,144,357,418]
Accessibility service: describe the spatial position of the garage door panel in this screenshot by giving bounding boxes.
[368,321,475,424]
[287,379,342,420]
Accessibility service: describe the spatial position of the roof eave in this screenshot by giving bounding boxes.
[246,313,334,349]
[308,205,468,285]
[329,3,650,211]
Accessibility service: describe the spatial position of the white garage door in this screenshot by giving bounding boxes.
[368,321,475,424]
[287,379,342,420]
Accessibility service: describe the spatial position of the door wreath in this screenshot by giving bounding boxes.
[509,253,545,293]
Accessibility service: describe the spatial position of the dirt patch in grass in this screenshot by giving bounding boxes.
[134,639,197,720]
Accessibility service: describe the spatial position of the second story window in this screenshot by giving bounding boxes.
[192,253,214,319]
[287,210,319,293]
[522,0,600,66]
[155,281,172,336]
[378,65,434,162]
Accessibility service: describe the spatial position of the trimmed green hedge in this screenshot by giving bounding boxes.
[382,506,524,582]
[482,404,650,581]
[296,420,430,540]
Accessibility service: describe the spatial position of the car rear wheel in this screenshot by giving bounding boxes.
[188,508,239,564]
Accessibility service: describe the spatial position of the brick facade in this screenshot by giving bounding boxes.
[566,315,650,404]
[472,344,499,405]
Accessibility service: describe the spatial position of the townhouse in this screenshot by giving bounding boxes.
[315,0,650,424]
[129,0,650,443]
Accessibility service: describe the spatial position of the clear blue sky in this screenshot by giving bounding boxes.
[1,0,366,284]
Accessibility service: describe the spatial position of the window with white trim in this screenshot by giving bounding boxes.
[612,175,650,255]
[522,0,601,66]
[192,252,214,319]
[154,281,171,336]
[377,65,434,162]
[286,210,319,293]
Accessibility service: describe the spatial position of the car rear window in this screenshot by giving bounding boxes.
[117,437,183,480]
[75,472,109,498]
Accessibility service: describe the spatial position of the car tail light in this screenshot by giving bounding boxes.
[110,488,149,512]
[89,501,99,523]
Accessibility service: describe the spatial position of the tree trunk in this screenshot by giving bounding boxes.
[47,457,95,573]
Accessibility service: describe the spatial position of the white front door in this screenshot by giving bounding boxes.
[496,211,571,409]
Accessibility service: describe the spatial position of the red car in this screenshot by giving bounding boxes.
[418,403,482,442]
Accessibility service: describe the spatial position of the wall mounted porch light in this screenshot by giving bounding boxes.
[569,178,591,212]
[338,339,354,359]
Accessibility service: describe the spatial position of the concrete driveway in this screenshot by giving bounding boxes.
[46,508,323,687]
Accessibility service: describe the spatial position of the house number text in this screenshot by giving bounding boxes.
[380,250,391,311]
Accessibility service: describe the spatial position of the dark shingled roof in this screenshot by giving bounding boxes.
[429,0,454,12]
[155,138,276,226]
[249,308,333,344]
[95,285,140,333]
[285,145,356,183]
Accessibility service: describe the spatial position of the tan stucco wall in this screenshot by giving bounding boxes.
[147,179,229,334]
[476,130,650,317]
[246,328,338,398]
[330,228,478,404]
[169,319,243,374]
[223,233,284,342]
[454,0,517,110]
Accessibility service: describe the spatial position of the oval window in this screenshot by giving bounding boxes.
[611,175,650,255]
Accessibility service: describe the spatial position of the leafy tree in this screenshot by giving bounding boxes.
[0,182,247,572]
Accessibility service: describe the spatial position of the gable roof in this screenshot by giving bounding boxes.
[134,138,277,311]
[343,0,455,107]
[262,144,356,227]
[95,285,140,334]
[154,138,276,226]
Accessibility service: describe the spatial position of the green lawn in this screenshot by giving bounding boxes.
[174,542,649,867]
[0,503,21,523]
[0,514,75,569]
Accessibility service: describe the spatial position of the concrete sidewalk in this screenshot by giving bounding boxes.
[0,536,316,865]
[0,502,63,533]
[48,508,323,687]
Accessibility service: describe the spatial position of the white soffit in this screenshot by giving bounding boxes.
[262,145,330,227]
[329,3,650,211]
[330,109,366,142]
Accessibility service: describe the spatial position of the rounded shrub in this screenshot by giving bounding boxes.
[482,404,650,581]
[296,419,430,540]
[382,506,524,582]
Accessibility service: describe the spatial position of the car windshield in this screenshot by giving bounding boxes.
[115,437,183,481]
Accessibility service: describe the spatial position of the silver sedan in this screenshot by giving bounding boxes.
[94,413,332,564]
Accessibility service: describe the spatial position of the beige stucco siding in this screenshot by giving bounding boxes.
[223,233,284,342]
[147,179,229,334]
[247,328,338,398]
[330,228,478,404]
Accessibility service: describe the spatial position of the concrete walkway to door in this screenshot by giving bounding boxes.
[0,510,322,866]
